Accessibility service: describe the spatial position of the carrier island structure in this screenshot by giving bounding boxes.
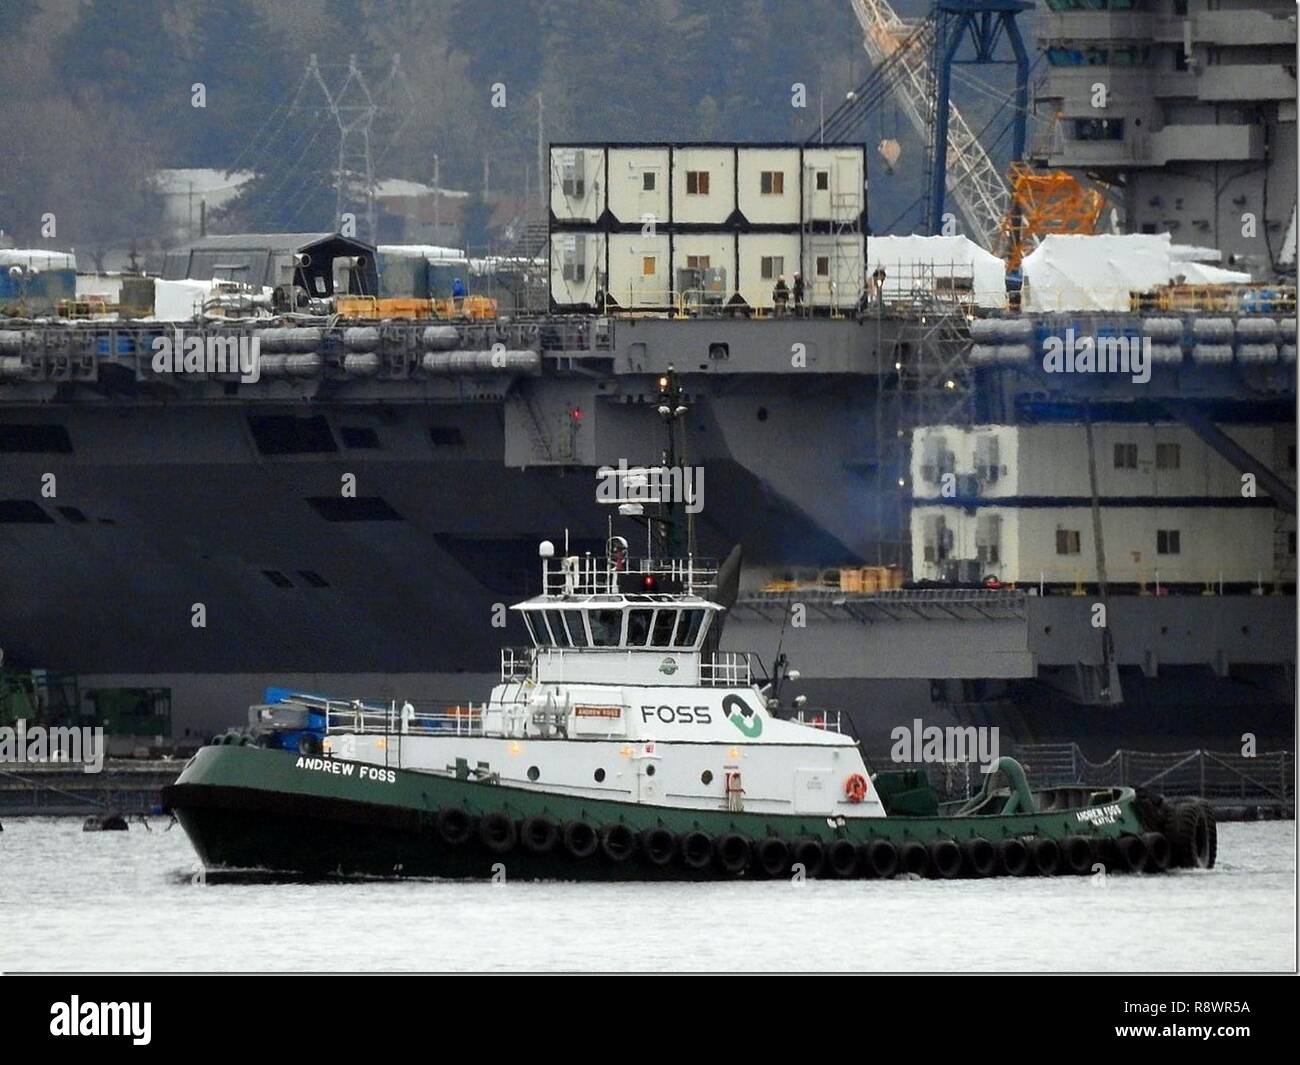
[1,48,1297,757]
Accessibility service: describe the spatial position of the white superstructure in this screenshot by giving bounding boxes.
[321,542,884,819]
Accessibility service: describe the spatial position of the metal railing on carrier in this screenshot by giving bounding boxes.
[541,554,719,596]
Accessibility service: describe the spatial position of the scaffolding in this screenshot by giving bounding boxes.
[869,270,977,569]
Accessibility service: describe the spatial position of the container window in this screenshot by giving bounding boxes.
[686,255,711,269]
[643,171,656,191]
[760,171,784,195]
[1155,442,1180,470]
[1157,529,1181,555]
[815,170,829,191]
[1113,442,1138,469]
[642,256,656,276]
[760,256,785,280]
[1056,529,1081,555]
[686,171,710,195]
[816,256,830,276]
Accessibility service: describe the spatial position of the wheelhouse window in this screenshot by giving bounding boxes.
[650,609,678,647]
[626,608,653,647]
[521,612,539,645]
[676,608,706,647]
[588,609,623,647]
[545,609,573,647]
[563,609,590,646]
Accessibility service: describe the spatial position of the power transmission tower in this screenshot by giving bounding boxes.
[310,53,379,241]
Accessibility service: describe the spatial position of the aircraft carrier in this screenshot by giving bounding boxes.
[1,0,1296,757]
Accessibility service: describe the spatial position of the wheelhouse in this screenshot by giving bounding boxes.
[514,596,719,652]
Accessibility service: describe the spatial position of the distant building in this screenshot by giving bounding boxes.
[374,178,470,248]
[154,168,255,244]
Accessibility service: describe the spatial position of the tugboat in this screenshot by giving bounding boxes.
[164,531,1219,881]
[164,371,1216,882]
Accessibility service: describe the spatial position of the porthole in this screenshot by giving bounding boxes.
[594,768,606,783]
[646,764,657,777]
[701,770,714,785]
[527,766,540,781]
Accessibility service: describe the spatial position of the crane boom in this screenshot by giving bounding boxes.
[849,0,1011,249]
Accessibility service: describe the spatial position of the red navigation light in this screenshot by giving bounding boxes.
[642,574,658,591]
[570,407,584,421]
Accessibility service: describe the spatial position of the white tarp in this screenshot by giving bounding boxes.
[1170,243,1222,264]
[0,248,77,272]
[1176,261,1252,285]
[378,244,467,261]
[1022,233,1174,312]
[150,278,217,320]
[866,234,1007,309]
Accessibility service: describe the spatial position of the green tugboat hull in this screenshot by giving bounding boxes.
[164,746,1203,881]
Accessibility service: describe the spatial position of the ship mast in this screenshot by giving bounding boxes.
[654,365,690,560]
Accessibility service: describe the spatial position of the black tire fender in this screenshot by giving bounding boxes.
[562,820,599,860]
[436,807,473,846]
[714,833,750,875]
[639,826,675,866]
[478,811,516,855]
[1061,834,1095,875]
[519,816,559,856]
[962,836,997,878]
[860,838,898,879]
[599,823,636,862]
[928,838,963,879]
[825,838,859,878]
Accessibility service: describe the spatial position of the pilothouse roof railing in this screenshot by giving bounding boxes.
[540,553,719,597]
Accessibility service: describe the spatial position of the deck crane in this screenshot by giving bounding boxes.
[836,0,1029,250]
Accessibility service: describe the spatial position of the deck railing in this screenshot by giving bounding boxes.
[541,554,719,596]
[320,698,486,736]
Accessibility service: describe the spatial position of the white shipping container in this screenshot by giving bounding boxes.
[549,232,606,308]
[804,234,864,308]
[671,233,737,308]
[606,147,670,226]
[801,148,865,223]
[738,232,802,310]
[910,504,1286,586]
[736,147,801,225]
[607,232,672,309]
[672,146,736,224]
[550,147,606,223]
[911,423,1280,501]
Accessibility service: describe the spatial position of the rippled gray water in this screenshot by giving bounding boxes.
[0,818,1293,972]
